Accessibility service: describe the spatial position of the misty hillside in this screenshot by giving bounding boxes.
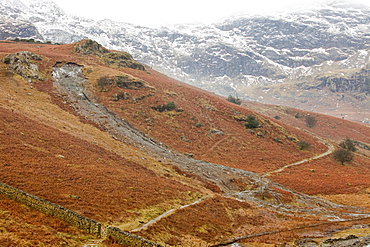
[0,38,370,246]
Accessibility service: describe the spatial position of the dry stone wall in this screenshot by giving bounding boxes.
[0,182,101,235]
[107,226,162,247]
[0,182,162,246]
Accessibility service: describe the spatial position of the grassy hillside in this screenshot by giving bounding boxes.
[1,40,370,246]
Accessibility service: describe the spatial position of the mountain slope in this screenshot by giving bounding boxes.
[1,39,370,246]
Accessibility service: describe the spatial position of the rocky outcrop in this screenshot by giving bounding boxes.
[296,232,370,247]
[97,75,147,91]
[319,68,370,94]
[101,52,145,71]
[74,39,110,56]
[2,51,44,81]
[75,39,145,71]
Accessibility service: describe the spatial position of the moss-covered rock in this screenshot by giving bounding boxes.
[2,51,44,81]
[74,39,110,56]
[115,75,146,89]
[101,52,145,71]
[97,75,147,91]
[74,39,145,71]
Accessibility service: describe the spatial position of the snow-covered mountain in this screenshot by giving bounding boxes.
[1,0,370,122]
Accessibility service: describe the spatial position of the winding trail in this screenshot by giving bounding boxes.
[131,196,209,233]
[262,134,335,177]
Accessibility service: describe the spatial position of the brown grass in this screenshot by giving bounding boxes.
[1,40,370,246]
[137,195,320,246]
[0,194,96,246]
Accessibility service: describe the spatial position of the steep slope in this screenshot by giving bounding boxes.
[1,40,370,246]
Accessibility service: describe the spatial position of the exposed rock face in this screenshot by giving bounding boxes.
[52,62,85,99]
[318,67,370,94]
[0,18,42,40]
[2,51,44,81]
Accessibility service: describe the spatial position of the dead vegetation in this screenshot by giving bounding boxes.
[0,40,370,246]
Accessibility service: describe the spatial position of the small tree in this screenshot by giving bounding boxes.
[245,115,260,128]
[339,138,357,152]
[333,149,354,165]
[305,115,317,128]
[226,95,242,105]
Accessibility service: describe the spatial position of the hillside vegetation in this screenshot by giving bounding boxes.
[0,40,370,246]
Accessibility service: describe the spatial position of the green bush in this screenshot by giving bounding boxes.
[152,102,176,112]
[245,115,260,128]
[226,95,242,105]
[2,57,11,64]
[166,102,176,110]
[339,138,357,152]
[297,141,310,150]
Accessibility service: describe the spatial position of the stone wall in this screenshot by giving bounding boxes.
[0,182,101,235]
[0,182,162,246]
[107,226,162,247]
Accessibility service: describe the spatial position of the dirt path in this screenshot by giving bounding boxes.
[262,136,335,177]
[131,196,210,233]
[207,134,233,152]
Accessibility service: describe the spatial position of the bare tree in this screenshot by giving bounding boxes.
[305,115,317,128]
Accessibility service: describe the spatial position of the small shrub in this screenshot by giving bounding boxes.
[226,95,242,105]
[297,141,310,150]
[2,57,11,64]
[339,138,357,152]
[274,115,281,120]
[195,122,204,128]
[166,102,176,110]
[245,115,260,128]
[152,102,176,112]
